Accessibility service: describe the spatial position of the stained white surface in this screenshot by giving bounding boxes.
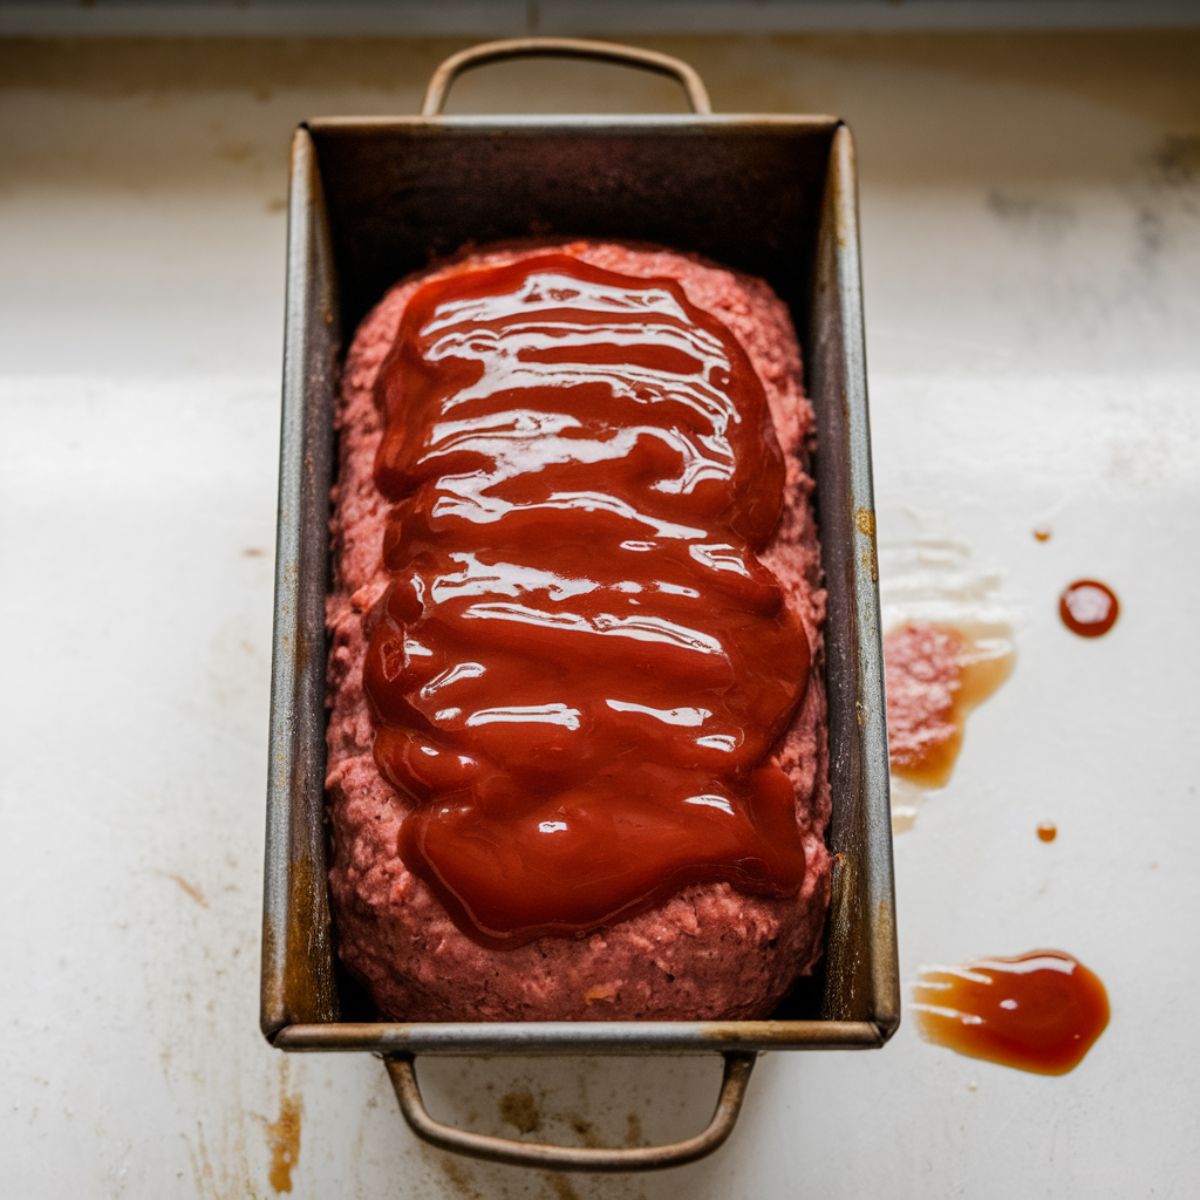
[1,32,1198,1200]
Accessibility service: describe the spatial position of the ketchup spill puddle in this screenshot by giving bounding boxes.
[912,950,1109,1075]
[883,623,1014,789]
[1060,579,1119,638]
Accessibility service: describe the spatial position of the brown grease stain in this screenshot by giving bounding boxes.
[544,1175,582,1200]
[1037,822,1058,843]
[854,507,876,538]
[183,1125,217,1200]
[567,1113,603,1148]
[216,140,255,164]
[1150,132,1200,187]
[438,1156,484,1200]
[161,872,208,908]
[266,1092,302,1193]
[242,546,266,557]
[498,1089,542,1135]
[1033,526,1052,542]
[625,1110,644,1147]
[414,1143,485,1200]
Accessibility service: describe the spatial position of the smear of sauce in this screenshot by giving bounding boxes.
[266,1092,302,1193]
[1036,821,1058,842]
[366,253,812,946]
[1032,527,1052,543]
[912,950,1109,1075]
[883,622,1014,788]
[160,872,208,908]
[1060,579,1119,638]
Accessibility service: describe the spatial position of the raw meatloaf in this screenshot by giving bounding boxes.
[325,239,831,1021]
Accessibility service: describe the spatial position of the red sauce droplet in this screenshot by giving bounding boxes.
[364,254,812,946]
[1059,579,1119,638]
[1033,527,1052,543]
[883,623,1012,787]
[1036,821,1057,842]
[913,950,1109,1074]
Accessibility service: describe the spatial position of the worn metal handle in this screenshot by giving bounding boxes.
[422,36,712,117]
[384,1051,754,1173]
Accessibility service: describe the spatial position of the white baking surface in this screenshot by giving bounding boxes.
[1,31,1198,1199]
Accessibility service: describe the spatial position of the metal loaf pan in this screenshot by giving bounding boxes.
[262,38,898,1173]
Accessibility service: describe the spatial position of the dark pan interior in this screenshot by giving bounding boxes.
[313,121,837,347]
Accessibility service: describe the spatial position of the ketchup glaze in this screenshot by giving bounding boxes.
[364,255,812,946]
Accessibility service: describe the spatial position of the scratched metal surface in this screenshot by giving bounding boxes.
[1,31,1198,1199]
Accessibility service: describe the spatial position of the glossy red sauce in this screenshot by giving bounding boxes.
[1060,579,1119,638]
[913,950,1109,1075]
[363,254,811,946]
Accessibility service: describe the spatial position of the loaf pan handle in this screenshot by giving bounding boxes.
[384,1050,754,1173]
[422,37,712,117]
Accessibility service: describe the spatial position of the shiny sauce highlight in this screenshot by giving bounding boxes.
[913,950,1109,1075]
[1060,579,1119,638]
[364,254,811,946]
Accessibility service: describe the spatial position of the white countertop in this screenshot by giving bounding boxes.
[2,31,1198,1199]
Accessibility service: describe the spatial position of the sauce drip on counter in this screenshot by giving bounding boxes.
[1036,821,1058,842]
[913,950,1109,1075]
[883,623,1013,788]
[1060,579,1119,638]
[364,254,811,946]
